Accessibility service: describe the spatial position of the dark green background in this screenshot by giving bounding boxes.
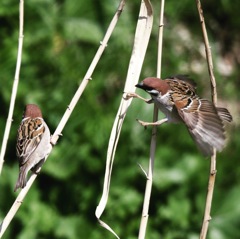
[0,0,239,238]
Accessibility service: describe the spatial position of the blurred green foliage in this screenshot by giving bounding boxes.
[0,0,239,238]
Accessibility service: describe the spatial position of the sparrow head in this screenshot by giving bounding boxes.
[136,77,170,96]
[23,104,43,119]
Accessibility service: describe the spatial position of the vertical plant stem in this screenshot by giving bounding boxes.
[138,1,165,238]
[138,108,158,239]
[157,0,165,78]
[96,0,153,237]
[196,1,218,238]
[200,152,216,239]
[196,0,217,104]
[0,0,24,175]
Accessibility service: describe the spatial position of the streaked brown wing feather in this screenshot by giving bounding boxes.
[187,127,214,156]
[166,78,197,110]
[16,118,45,165]
[177,99,226,156]
[166,77,197,96]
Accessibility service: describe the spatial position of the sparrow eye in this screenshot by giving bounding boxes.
[147,89,159,96]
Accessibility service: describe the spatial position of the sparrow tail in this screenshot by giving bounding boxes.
[14,166,29,192]
[216,107,233,123]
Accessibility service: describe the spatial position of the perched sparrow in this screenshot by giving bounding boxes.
[14,104,51,191]
[127,75,232,156]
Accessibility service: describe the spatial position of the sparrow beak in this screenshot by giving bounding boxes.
[135,82,144,89]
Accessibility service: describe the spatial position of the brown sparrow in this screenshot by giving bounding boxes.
[14,104,51,191]
[126,75,232,156]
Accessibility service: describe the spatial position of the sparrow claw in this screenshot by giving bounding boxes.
[123,92,138,100]
[50,133,62,146]
[137,118,168,128]
[123,92,153,104]
[50,141,56,146]
[136,119,148,128]
[33,170,41,175]
[31,158,45,174]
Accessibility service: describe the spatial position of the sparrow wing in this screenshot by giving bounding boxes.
[165,77,227,155]
[16,118,45,166]
[161,76,231,156]
[176,98,226,156]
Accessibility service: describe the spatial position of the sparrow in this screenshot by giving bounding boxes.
[14,104,52,191]
[126,75,232,156]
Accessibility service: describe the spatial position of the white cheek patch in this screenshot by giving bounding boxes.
[147,89,159,96]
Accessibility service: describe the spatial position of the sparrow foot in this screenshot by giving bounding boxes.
[31,158,45,174]
[123,92,152,103]
[137,118,168,127]
[33,170,41,175]
[123,92,138,100]
[137,119,150,127]
[50,140,56,146]
[50,133,62,146]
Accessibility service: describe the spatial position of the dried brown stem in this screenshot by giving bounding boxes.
[138,1,165,238]
[196,1,218,239]
[96,1,153,238]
